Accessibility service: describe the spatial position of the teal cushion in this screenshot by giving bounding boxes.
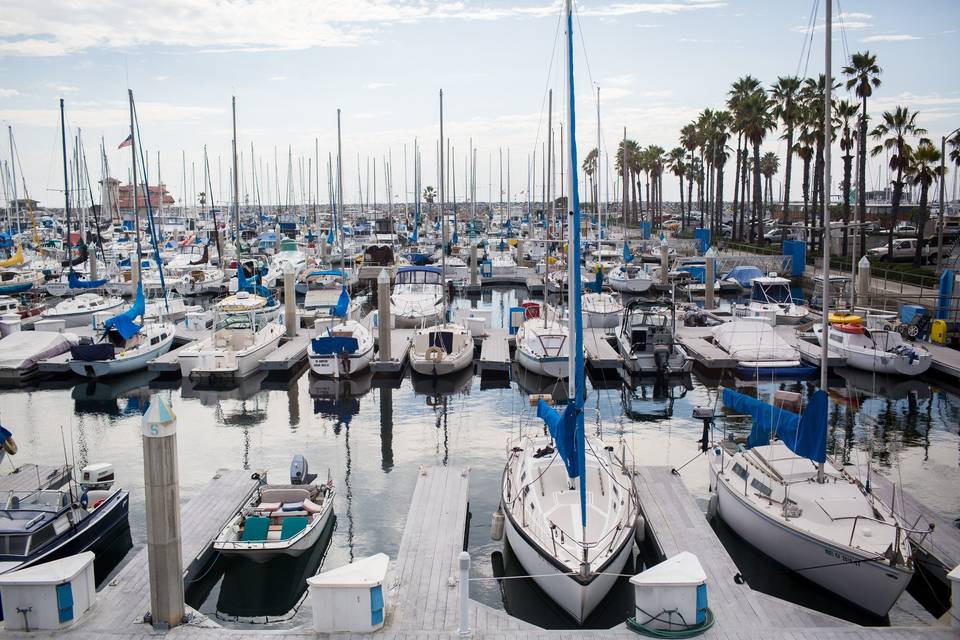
[280,516,308,540]
[241,516,270,542]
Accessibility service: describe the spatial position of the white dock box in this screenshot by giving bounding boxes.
[0,551,96,631]
[307,553,389,633]
[630,551,707,631]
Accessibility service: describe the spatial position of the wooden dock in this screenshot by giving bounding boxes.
[924,340,960,378]
[77,469,264,635]
[0,463,71,492]
[675,325,737,369]
[37,350,72,374]
[259,334,310,372]
[584,328,622,370]
[149,341,193,373]
[478,328,511,376]
[371,328,413,375]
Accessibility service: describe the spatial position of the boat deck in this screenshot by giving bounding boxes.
[148,341,194,373]
[0,463,71,492]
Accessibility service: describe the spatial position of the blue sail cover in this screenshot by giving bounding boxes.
[67,270,108,289]
[332,286,350,318]
[723,387,827,464]
[586,268,604,293]
[103,283,144,340]
[537,400,581,478]
[623,242,634,263]
[311,336,359,355]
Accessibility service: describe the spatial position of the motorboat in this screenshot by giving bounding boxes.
[390,266,444,328]
[0,330,79,383]
[488,248,517,277]
[178,293,285,381]
[707,388,915,618]
[67,286,176,378]
[514,308,569,379]
[213,456,334,562]
[173,266,225,296]
[0,461,129,577]
[300,269,364,328]
[40,292,124,328]
[618,301,690,375]
[0,270,43,295]
[606,263,653,294]
[712,318,816,377]
[307,317,375,378]
[733,274,808,325]
[812,315,932,376]
[409,323,474,376]
[263,239,308,287]
[581,291,623,329]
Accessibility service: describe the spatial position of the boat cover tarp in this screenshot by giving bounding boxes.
[103,284,144,340]
[236,266,275,306]
[70,343,115,361]
[0,246,24,268]
[68,269,108,289]
[723,387,827,463]
[623,242,634,263]
[723,265,763,288]
[0,331,78,370]
[712,320,797,363]
[311,336,359,355]
[536,399,581,479]
[331,287,350,318]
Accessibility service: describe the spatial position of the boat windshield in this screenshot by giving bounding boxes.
[753,281,793,304]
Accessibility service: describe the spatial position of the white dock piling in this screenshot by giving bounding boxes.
[470,244,479,287]
[458,551,471,636]
[88,248,98,281]
[141,397,184,629]
[283,267,297,337]
[704,256,715,310]
[857,255,871,305]
[659,240,669,286]
[377,269,391,362]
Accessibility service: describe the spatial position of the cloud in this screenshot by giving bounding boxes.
[154,75,168,81]
[871,92,960,110]
[364,82,396,90]
[791,12,872,33]
[600,74,636,87]
[0,100,224,128]
[0,88,20,98]
[0,0,727,56]
[269,75,287,81]
[861,34,922,43]
[46,83,79,93]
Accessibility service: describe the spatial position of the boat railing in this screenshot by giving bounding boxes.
[845,513,933,552]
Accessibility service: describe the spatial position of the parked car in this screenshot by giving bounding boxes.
[894,223,918,237]
[867,237,950,264]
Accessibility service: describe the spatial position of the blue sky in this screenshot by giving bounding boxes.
[1,0,957,208]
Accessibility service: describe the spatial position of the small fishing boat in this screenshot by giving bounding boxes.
[67,285,176,378]
[733,274,808,325]
[213,456,334,562]
[618,300,690,375]
[40,292,125,328]
[712,318,815,377]
[812,315,932,376]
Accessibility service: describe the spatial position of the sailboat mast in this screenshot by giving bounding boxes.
[818,0,833,481]
[544,89,553,328]
[231,96,240,254]
[128,90,141,266]
[336,109,345,262]
[59,99,72,266]
[439,89,447,312]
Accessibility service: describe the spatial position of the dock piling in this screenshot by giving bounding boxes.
[283,267,297,337]
[704,256,715,310]
[659,240,669,286]
[457,551,471,636]
[140,397,184,629]
[377,269,391,362]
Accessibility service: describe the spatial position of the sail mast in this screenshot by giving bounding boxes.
[818,0,833,482]
[439,89,447,313]
[231,96,240,255]
[59,99,72,267]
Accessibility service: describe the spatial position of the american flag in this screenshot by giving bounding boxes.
[118,134,133,149]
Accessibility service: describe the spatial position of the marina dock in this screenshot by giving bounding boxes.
[675,324,737,369]
[478,328,511,376]
[584,328,622,370]
[259,334,310,372]
[371,328,414,375]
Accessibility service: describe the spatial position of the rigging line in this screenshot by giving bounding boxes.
[794,0,819,79]
[835,0,851,64]
[801,0,821,80]
[530,7,565,165]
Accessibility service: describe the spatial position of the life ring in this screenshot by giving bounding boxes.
[521,302,540,319]
[425,346,445,363]
[832,323,865,334]
[3,436,17,456]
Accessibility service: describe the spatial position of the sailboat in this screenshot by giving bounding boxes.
[409,89,475,378]
[500,2,637,623]
[67,283,175,378]
[708,4,915,619]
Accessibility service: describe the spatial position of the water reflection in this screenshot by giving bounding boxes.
[620,374,693,421]
[72,370,157,416]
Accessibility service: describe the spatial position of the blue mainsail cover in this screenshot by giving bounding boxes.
[723,387,827,464]
[332,286,350,318]
[585,268,604,293]
[311,336,359,355]
[103,283,145,340]
[68,270,108,289]
[236,266,275,305]
[537,400,582,479]
[623,242,634,263]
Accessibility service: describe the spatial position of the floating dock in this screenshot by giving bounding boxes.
[675,324,737,369]
[371,328,414,375]
[259,334,310,372]
[478,328,511,377]
[584,328,623,370]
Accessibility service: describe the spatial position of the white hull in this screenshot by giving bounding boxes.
[709,462,911,617]
[607,274,653,294]
[180,326,283,379]
[515,346,568,379]
[584,308,620,329]
[68,332,175,378]
[409,344,473,376]
[308,343,374,378]
[621,344,692,375]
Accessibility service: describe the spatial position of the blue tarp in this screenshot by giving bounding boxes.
[937,270,954,321]
[723,265,763,288]
[332,287,350,318]
[782,240,806,277]
[723,387,827,464]
[537,400,582,479]
[236,266,275,306]
[67,270,108,289]
[586,268,604,293]
[623,242,634,263]
[679,265,707,284]
[311,336,360,355]
[103,284,145,339]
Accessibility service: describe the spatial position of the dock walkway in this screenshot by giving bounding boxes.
[478,328,511,376]
[259,335,310,372]
[584,328,622,370]
[675,324,737,369]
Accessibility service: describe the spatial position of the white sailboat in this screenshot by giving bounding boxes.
[501,2,637,622]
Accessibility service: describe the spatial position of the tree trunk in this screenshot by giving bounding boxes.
[802,156,811,244]
[716,164,725,241]
[842,152,852,257]
[631,175,638,223]
[783,126,794,222]
[687,164,694,228]
[888,139,903,261]
[679,173,685,230]
[857,101,868,256]
[731,138,741,240]
[915,181,929,266]
[753,141,763,243]
[813,141,824,254]
[739,151,749,240]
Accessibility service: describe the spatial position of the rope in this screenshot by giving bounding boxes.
[626,607,715,638]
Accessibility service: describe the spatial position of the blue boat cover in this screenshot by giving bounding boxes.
[67,270,108,289]
[332,287,350,318]
[723,265,763,288]
[585,268,604,293]
[103,283,145,340]
[536,399,582,479]
[937,270,954,320]
[679,265,707,284]
[311,336,359,355]
[723,387,827,464]
[623,242,634,263]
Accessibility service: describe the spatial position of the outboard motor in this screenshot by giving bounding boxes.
[79,463,115,491]
[653,344,671,374]
[290,454,317,485]
[692,407,715,453]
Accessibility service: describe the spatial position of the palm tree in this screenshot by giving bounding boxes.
[738,90,775,242]
[801,75,839,253]
[843,51,882,255]
[696,109,716,229]
[646,145,666,226]
[835,99,859,256]
[582,148,598,213]
[793,108,816,244]
[907,142,943,265]
[667,147,686,227]
[708,111,732,236]
[760,151,780,215]
[870,106,928,259]
[949,132,960,201]
[728,76,762,239]
[686,158,702,230]
[771,76,802,223]
[616,139,641,223]
[680,123,699,224]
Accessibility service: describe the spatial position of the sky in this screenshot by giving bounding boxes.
[0,0,958,209]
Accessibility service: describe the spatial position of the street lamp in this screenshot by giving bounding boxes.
[936,126,960,273]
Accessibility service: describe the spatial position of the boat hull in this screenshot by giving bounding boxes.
[68,333,175,378]
[708,463,911,618]
[515,346,569,379]
[308,343,374,378]
[409,345,473,376]
[215,501,334,563]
